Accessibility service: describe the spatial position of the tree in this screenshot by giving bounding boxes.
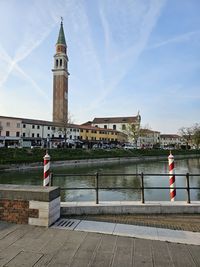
[179,126,193,149]
[192,123,200,149]
[179,124,200,149]
[57,112,74,147]
[123,123,140,145]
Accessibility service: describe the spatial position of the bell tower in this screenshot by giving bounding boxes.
[52,19,69,123]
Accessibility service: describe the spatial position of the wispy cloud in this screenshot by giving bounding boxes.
[81,0,166,114]
[148,30,200,50]
[0,2,57,99]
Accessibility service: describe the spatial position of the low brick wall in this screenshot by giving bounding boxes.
[0,185,60,227]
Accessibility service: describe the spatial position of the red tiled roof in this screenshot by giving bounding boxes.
[160,134,180,138]
[140,129,160,134]
[93,116,140,124]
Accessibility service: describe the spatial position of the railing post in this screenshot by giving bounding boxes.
[50,172,53,186]
[186,173,190,204]
[95,172,99,204]
[140,172,145,204]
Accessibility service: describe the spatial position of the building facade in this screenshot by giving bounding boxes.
[137,129,160,149]
[92,114,141,132]
[52,20,69,123]
[0,116,21,147]
[0,116,80,148]
[79,125,127,143]
[160,134,182,149]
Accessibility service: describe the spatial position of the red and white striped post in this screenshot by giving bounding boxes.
[43,151,50,186]
[168,152,176,201]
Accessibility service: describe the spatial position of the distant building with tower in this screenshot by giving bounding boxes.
[1,20,177,149]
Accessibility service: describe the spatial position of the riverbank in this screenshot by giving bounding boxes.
[0,150,199,171]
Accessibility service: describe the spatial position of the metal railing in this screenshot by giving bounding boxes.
[50,172,200,204]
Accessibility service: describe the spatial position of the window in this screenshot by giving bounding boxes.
[6,122,10,127]
[32,125,35,129]
[16,132,20,137]
[56,59,58,67]
[104,125,107,129]
[37,125,40,129]
[70,135,72,139]
[23,133,26,137]
[60,59,62,67]
[6,131,10,136]
[113,125,116,130]
[52,134,54,138]
[17,123,20,128]
[70,129,72,131]
[37,134,40,138]
[122,124,126,130]
[23,124,26,128]
[51,126,55,130]
[32,133,34,137]
[48,126,50,130]
[59,135,62,138]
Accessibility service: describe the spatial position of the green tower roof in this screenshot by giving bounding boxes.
[57,21,66,46]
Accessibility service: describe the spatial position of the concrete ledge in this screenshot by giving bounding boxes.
[61,201,200,215]
[0,184,60,202]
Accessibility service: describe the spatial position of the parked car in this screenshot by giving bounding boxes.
[123,144,136,150]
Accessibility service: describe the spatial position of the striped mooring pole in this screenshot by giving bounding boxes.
[43,151,50,186]
[168,152,176,201]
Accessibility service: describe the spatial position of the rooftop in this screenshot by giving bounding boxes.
[93,116,140,124]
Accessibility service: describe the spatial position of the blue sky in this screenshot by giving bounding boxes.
[0,0,199,133]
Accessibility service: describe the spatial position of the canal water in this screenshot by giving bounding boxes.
[0,158,200,202]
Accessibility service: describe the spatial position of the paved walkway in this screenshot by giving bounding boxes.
[69,214,200,232]
[0,220,200,266]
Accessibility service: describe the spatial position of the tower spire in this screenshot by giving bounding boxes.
[57,17,66,46]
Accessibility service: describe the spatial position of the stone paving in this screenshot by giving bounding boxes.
[0,220,200,266]
[69,214,200,232]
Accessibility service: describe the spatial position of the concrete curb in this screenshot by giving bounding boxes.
[61,201,200,215]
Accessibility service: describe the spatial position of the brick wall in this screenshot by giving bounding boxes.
[0,199,39,224]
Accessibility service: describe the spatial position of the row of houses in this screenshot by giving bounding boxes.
[0,115,186,149]
[0,116,127,148]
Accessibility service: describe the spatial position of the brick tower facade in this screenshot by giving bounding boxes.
[52,20,69,123]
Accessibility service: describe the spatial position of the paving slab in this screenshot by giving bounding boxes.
[157,228,200,245]
[4,251,43,267]
[113,223,158,240]
[75,220,116,234]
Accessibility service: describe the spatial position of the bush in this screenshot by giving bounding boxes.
[0,147,199,165]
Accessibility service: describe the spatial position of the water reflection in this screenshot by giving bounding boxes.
[0,158,200,201]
